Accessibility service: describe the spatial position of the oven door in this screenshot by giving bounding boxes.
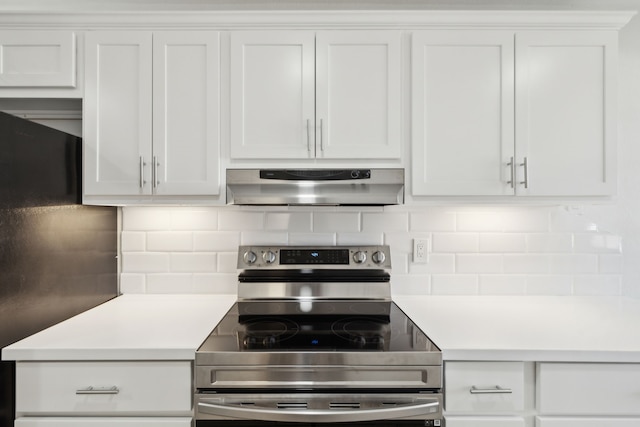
[195,392,443,426]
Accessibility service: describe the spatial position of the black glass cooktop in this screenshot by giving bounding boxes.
[198,300,439,353]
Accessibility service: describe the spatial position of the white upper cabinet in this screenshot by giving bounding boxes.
[153,32,220,196]
[412,29,618,197]
[0,31,76,87]
[515,31,617,196]
[230,30,402,160]
[230,31,315,159]
[84,31,220,199]
[412,31,515,196]
[84,31,152,196]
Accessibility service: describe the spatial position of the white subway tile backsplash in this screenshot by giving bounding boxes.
[120,206,621,297]
[289,233,336,246]
[121,232,146,252]
[503,254,550,274]
[119,273,146,293]
[194,231,240,251]
[457,254,503,274]
[479,233,527,253]
[170,209,218,231]
[146,274,193,293]
[313,212,360,232]
[265,212,313,232]
[170,253,217,273]
[410,210,456,232]
[431,275,479,295]
[362,213,408,232]
[337,232,384,246]
[526,233,573,253]
[122,253,170,273]
[550,254,599,274]
[573,275,622,296]
[479,275,527,295]
[218,210,264,231]
[432,233,479,253]
[573,234,623,253]
[599,254,623,274]
[526,275,573,295]
[147,232,193,252]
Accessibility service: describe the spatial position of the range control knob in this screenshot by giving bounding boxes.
[263,250,277,264]
[243,250,257,265]
[372,251,386,264]
[353,251,367,264]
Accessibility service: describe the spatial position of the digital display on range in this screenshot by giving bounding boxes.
[280,249,350,265]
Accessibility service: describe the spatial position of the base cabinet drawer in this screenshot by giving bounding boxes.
[445,362,526,413]
[445,416,526,426]
[537,363,640,415]
[15,417,192,427]
[536,417,640,427]
[16,361,191,416]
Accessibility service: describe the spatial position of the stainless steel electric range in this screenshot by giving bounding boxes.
[195,245,443,427]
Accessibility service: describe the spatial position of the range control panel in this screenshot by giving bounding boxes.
[237,245,391,270]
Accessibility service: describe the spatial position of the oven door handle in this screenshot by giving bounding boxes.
[197,397,440,423]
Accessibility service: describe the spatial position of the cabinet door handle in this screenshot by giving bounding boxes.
[139,156,146,189]
[76,386,120,395]
[319,118,324,152]
[469,385,513,394]
[306,119,312,153]
[153,156,159,189]
[520,157,529,189]
[507,157,515,189]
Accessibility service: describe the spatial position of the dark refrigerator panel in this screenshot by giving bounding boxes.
[0,111,118,427]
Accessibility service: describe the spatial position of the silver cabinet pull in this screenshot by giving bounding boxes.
[153,156,159,189]
[469,385,513,394]
[507,156,515,189]
[76,386,119,395]
[306,119,311,153]
[139,156,146,189]
[520,157,529,189]
[319,118,324,152]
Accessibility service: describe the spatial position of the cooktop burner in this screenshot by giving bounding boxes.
[198,300,439,353]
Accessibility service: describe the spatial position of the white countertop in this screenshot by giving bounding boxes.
[2,294,236,361]
[394,295,640,363]
[4,294,640,363]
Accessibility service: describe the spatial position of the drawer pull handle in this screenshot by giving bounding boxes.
[469,385,512,394]
[76,386,120,395]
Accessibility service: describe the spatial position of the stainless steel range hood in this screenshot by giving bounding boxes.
[226,169,404,206]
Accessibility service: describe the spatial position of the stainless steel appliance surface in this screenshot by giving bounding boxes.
[195,245,443,427]
[226,168,405,206]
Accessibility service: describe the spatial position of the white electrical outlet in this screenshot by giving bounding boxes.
[413,238,429,263]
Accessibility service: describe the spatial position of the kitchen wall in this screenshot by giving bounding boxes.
[93,0,639,298]
[120,205,623,296]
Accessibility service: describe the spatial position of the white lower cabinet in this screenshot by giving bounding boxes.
[537,363,640,416]
[445,416,526,427]
[15,418,192,427]
[444,362,533,426]
[14,361,192,424]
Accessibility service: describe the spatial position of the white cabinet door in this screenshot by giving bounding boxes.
[15,417,192,427]
[230,31,315,159]
[412,31,514,195]
[537,363,640,416]
[316,31,402,159]
[153,32,220,195]
[445,416,526,427]
[84,32,153,196]
[515,31,617,196]
[536,417,640,427]
[0,31,76,87]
